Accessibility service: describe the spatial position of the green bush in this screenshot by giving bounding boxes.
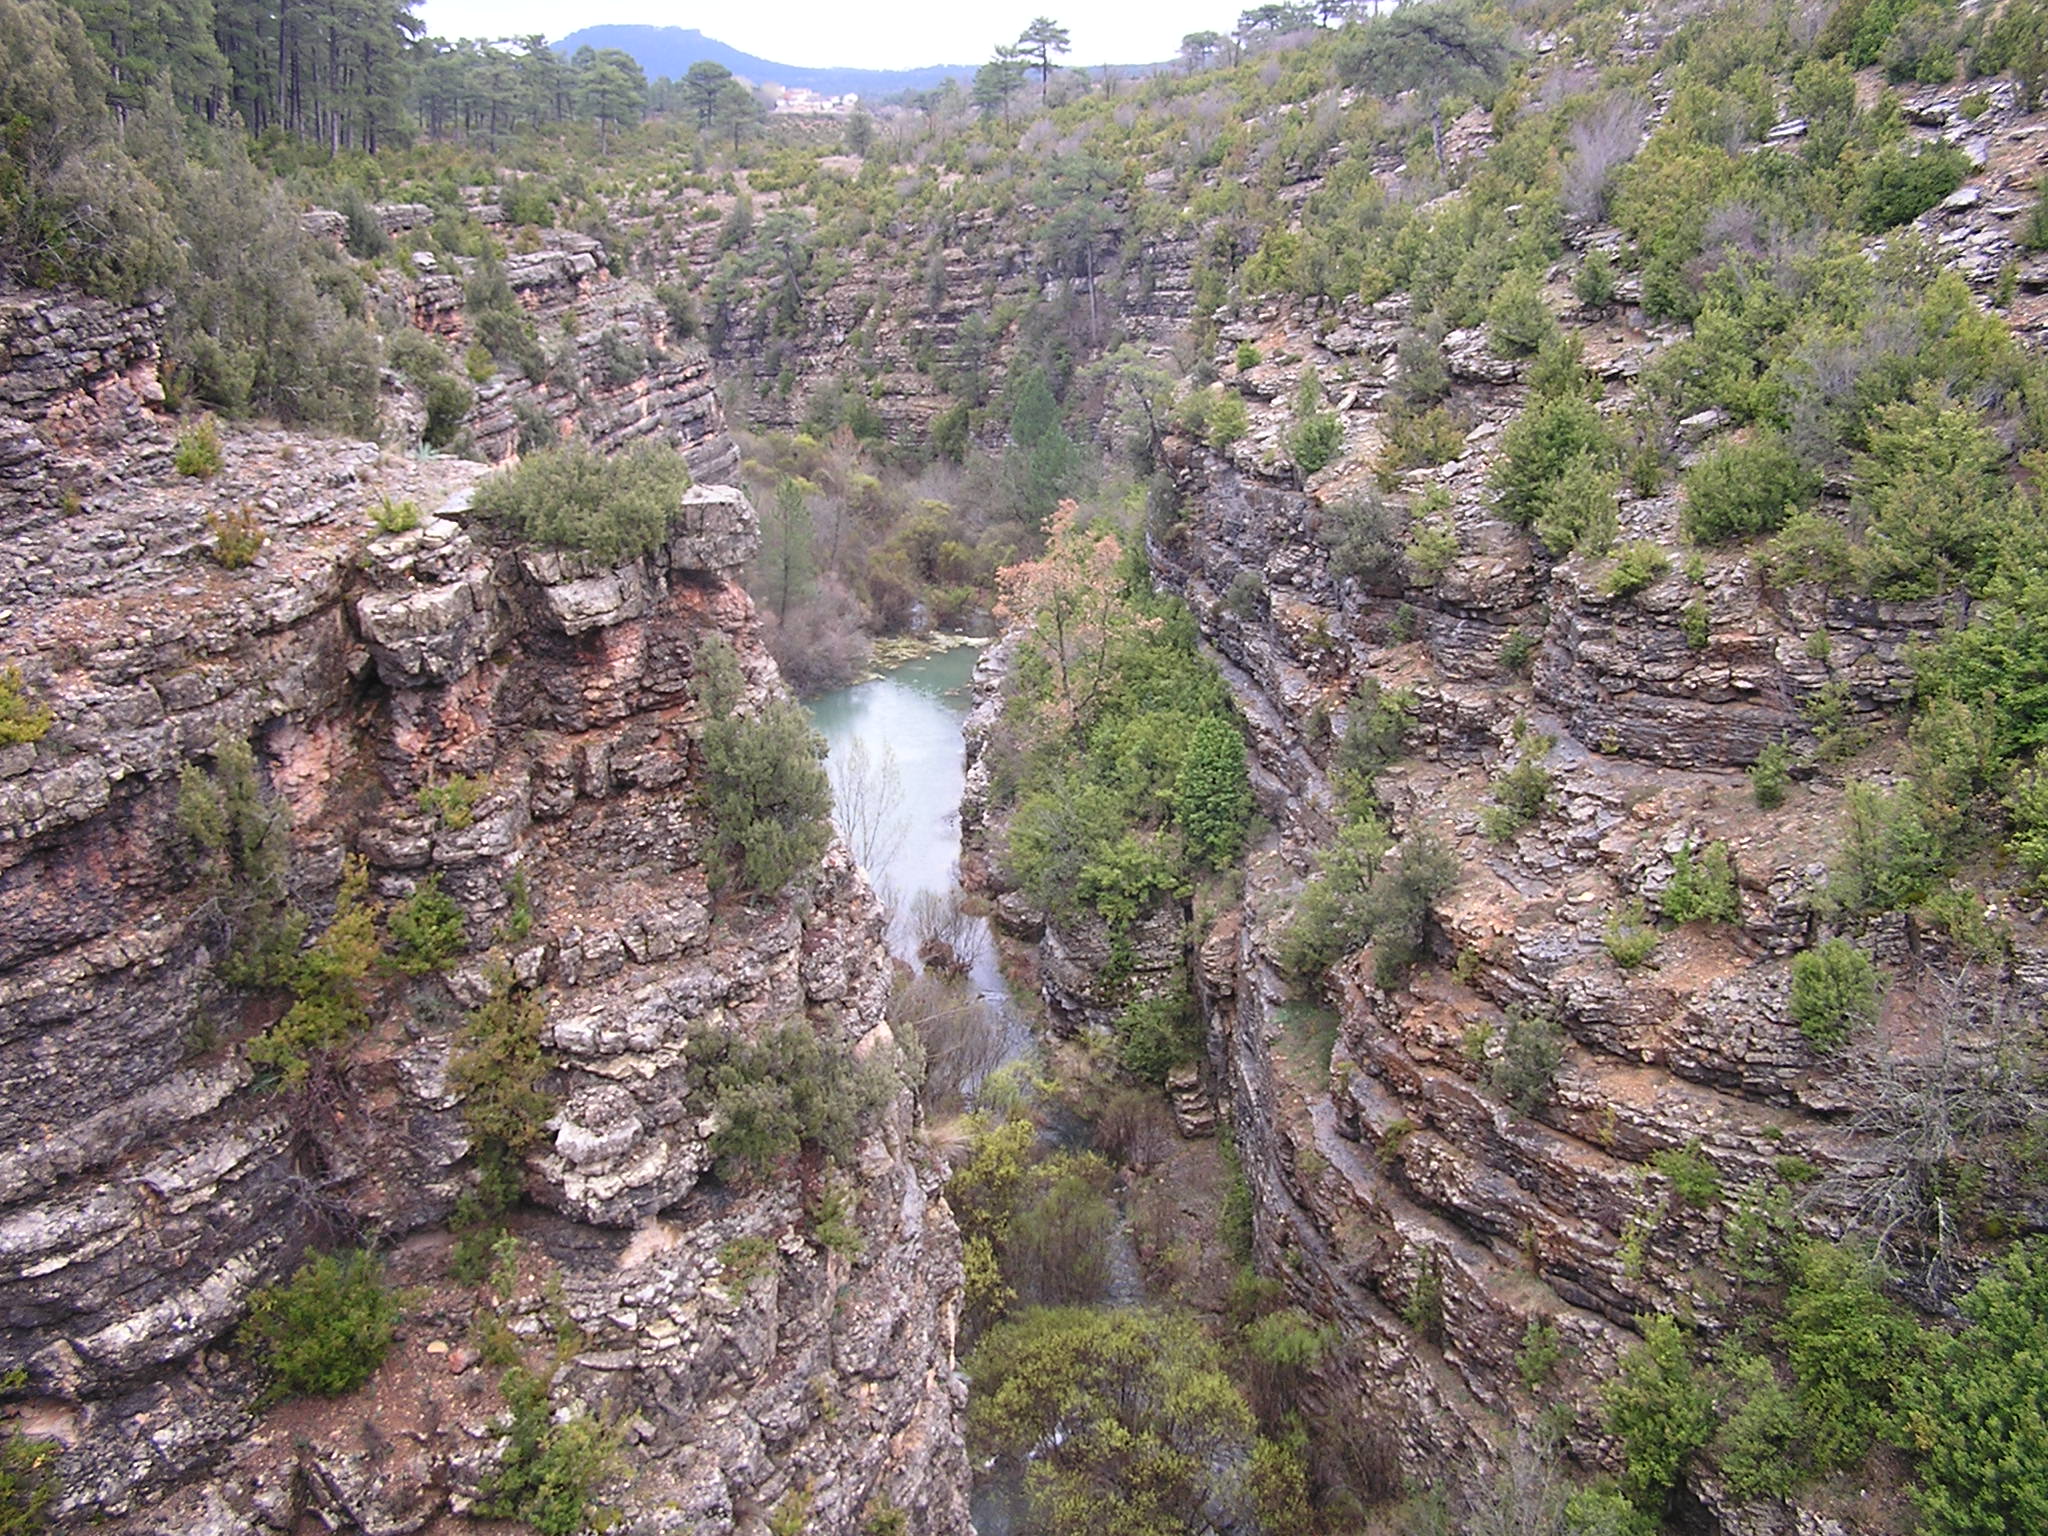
[239,1248,398,1399]
[1207,391,1250,449]
[478,1366,619,1536]
[1681,433,1817,544]
[389,874,465,974]
[1905,1240,2048,1536]
[1788,938,1880,1049]
[0,668,52,747]
[1661,841,1739,925]
[1404,509,1461,582]
[1116,991,1202,1085]
[246,858,380,1087]
[1174,715,1251,870]
[1279,822,1459,990]
[386,325,451,385]
[1652,1140,1722,1207]
[1491,393,1616,530]
[1605,900,1659,968]
[465,255,545,379]
[1517,1317,1563,1389]
[1533,453,1621,557]
[1750,740,1793,809]
[1289,411,1343,475]
[0,1415,56,1536]
[690,1021,884,1183]
[654,281,699,338]
[1330,679,1414,812]
[417,774,487,830]
[1851,387,2010,599]
[205,504,265,569]
[177,732,296,981]
[1482,737,1554,841]
[1575,248,1617,307]
[1782,1241,1921,1474]
[1324,494,1404,584]
[338,186,388,259]
[1,0,179,298]
[1712,1351,1799,1503]
[450,976,553,1208]
[1499,628,1538,675]
[1235,342,1261,371]
[966,1307,1257,1536]
[1604,1315,1716,1514]
[1823,780,1949,916]
[422,372,473,448]
[146,126,379,432]
[1488,1007,1564,1115]
[471,442,694,563]
[174,417,225,478]
[1488,269,1559,358]
[1857,143,1971,233]
[1380,406,1469,483]
[1602,542,1670,600]
[370,497,423,534]
[1680,598,1710,649]
[693,636,832,897]
[2009,767,2048,883]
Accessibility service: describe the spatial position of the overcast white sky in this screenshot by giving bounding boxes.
[411,0,1245,67]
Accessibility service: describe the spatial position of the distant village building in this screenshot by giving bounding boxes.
[770,86,861,115]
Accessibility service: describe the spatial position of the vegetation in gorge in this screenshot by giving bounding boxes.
[986,501,1252,1079]
[948,1073,1373,1533]
[692,633,835,897]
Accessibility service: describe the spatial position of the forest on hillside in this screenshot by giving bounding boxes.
[6,0,2048,1531]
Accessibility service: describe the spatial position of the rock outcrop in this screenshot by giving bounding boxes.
[0,393,967,1531]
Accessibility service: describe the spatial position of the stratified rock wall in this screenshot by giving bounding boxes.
[0,368,966,1531]
[1155,292,2047,1531]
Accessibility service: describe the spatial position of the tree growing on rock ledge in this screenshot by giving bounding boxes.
[693,635,833,899]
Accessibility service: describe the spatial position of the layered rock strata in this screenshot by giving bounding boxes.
[0,381,966,1532]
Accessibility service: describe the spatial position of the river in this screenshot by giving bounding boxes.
[804,641,1033,1085]
[808,643,1146,1536]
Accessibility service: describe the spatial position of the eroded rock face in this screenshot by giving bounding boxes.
[0,414,967,1532]
[1156,294,2047,1532]
[0,284,168,510]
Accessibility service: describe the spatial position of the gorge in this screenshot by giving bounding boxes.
[4,0,2048,1533]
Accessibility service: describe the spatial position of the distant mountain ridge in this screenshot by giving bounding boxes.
[551,25,974,95]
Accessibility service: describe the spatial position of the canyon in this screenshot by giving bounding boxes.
[2,18,2047,1536]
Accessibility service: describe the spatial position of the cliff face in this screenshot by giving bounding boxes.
[1150,191,2048,1528]
[0,309,967,1533]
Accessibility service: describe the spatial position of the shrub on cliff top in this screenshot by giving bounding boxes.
[471,442,692,562]
[688,1020,887,1183]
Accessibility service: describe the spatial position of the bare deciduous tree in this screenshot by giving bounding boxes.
[911,887,975,975]
[827,735,906,874]
[890,969,1008,1116]
[1811,968,2048,1302]
[1562,93,1643,222]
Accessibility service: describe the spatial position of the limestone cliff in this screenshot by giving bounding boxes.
[0,306,967,1533]
[1146,162,2048,1536]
